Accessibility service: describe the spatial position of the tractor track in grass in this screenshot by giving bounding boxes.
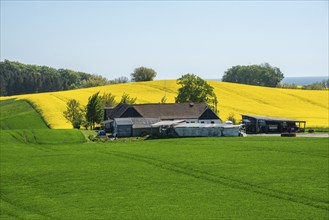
[286,93,328,110]
[99,150,329,211]
[1,196,58,220]
[235,147,329,158]
[8,133,54,153]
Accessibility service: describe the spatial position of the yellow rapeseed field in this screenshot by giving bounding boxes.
[1,80,328,128]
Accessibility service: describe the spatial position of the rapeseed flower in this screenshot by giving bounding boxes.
[1,80,327,128]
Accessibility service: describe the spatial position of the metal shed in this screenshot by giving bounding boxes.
[241,115,306,134]
[113,118,133,137]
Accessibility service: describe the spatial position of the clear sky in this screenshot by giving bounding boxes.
[1,1,328,80]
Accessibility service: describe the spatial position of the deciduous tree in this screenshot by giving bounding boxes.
[81,74,109,87]
[131,67,156,82]
[63,99,84,129]
[222,63,284,87]
[86,92,104,129]
[102,92,117,107]
[120,93,137,104]
[110,76,128,84]
[175,74,218,112]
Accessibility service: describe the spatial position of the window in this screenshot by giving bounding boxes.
[201,121,204,124]
[211,121,215,124]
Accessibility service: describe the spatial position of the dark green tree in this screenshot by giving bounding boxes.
[102,92,117,107]
[0,60,110,96]
[322,79,329,89]
[222,63,284,87]
[120,93,137,104]
[131,67,157,82]
[277,83,298,89]
[86,92,104,129]
[63,99,84,129]
[110,76,128,84]
[302,80,329,90]
[81,74,109,88]
[175,74,218,113]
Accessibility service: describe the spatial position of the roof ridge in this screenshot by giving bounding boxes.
[130,102,207,106]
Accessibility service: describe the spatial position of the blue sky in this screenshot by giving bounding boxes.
[1,1,328,80]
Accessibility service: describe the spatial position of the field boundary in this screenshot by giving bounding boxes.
[23,99,51,129]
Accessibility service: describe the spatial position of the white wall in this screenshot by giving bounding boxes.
[184,119,222,124]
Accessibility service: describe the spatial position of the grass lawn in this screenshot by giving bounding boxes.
[1,129,328,219]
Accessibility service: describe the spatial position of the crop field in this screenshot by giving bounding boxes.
[1,129,328,219]
[1,99,328,219]
[0,80,328,128]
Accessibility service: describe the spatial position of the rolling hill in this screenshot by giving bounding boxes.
[0,99,49,130]
[0,82,328,219]
[0,80,328,128]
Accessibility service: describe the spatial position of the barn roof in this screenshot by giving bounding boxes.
[242,115,306,122]
[101,119,113,124]
[151,120,185,127]
[108,103,218,120]
[131,118,161,128]
[109,104,131,119]
[174,123,241,128]
[114,118,160,128]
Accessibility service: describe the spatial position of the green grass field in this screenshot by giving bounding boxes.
[1,99,328,219]
[1,130,328,219]
[0,99,48,130]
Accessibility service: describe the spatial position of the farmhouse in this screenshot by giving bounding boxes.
[105,103,222,124]
[103,103,222,136]
[241,115,306,134]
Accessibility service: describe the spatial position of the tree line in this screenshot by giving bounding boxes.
[2,59,325,97]
[277,80,329,90]
[0,60,157,96]
[0,60,110,96]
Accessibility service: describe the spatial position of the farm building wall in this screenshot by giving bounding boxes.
[113,118,160,137]
[183,119,221,124]
[174,127,222,137]
[199,109,221,121]
[132,127,155,137]
[173,124,241,137]
[222,127,240,136]
[104,108,114,120]
[200,119,222,124]
[114,125,132,137]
